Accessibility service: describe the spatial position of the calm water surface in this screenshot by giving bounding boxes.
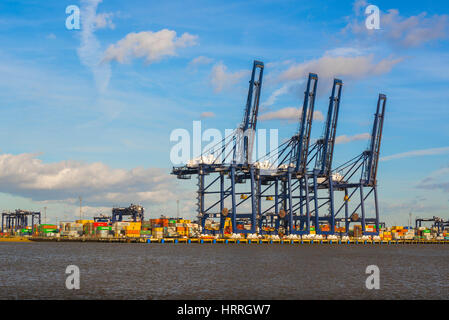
[0,242,447,299]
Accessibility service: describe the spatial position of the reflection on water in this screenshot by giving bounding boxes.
[0,242,447,300]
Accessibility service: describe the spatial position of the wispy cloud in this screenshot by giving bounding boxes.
[103,29,198,64]
[381,146,449,161]
[210,62,249,93]
[259,107,324,122]
[189,56,213,67]
[416,164,449,194]
[200,111,215,118]
[77,0,112,93]
[335,133,370,144]
[261,81,302,109]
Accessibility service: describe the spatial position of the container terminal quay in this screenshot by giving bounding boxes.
[1,61,448,245]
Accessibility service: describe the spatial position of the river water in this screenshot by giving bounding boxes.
[0,242,447,299]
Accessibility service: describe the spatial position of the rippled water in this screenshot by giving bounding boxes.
[0,242,447,299]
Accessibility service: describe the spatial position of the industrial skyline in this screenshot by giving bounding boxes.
[0,0,448,226]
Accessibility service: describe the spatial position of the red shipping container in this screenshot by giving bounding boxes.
[94,222,108,227]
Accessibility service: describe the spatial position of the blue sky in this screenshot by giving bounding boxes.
[0,0,448,225]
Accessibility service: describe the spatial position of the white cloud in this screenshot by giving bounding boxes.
[77,0,111,93]
[210,62,249,93]
[335,133,370,144]
[189,56,213,67]
[0,153,180,206]
[279,54,402,83]
[345,6,449,47]
[46,33,56,40]
[103,29,198,64]
[259,107,324,122]
[200,111,215,118]
[382,10,449,47]
[94,12,115,29]
[381,146,449,161]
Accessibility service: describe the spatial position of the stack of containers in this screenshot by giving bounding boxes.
[125,221,141,238]
[188,223,201,237]
[391,226,404,239]
[39,224,58,237]
[176,221,188,237]
[421,228,432,240]
[381,231,392,241]
[335,227,346,233]
[140,221,152,237]
[404,227,415,239]
[94,221,108,237]
[166,219,177,237]
[353,225,362,238]
[68,223,83,236]
[20,226,32,236]
[310,226,316,235]
[112,221,129,237]
[95,222,112,237]
[83,222,96,236]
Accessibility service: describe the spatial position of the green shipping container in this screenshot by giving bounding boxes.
[41,229,58,233]
[422,230,431,233]
[140,230,152,235]
[97,226,112,231]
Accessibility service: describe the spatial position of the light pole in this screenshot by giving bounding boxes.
[79,196,82,220]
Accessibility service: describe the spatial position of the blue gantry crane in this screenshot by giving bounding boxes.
[333,94,387,235]
[111,204,144,223]
[1,209,41,233]
[251,73,320,235]
[172,60,264,234]
[303,78,343,235]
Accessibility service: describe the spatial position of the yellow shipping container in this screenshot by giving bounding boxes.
[76,220,94,224]
[126,233,140,238]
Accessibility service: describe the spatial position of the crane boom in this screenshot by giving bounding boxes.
[315,79,343,176]
[241,60,264,164]
[295,73,318,174]
[365,93,386,185]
